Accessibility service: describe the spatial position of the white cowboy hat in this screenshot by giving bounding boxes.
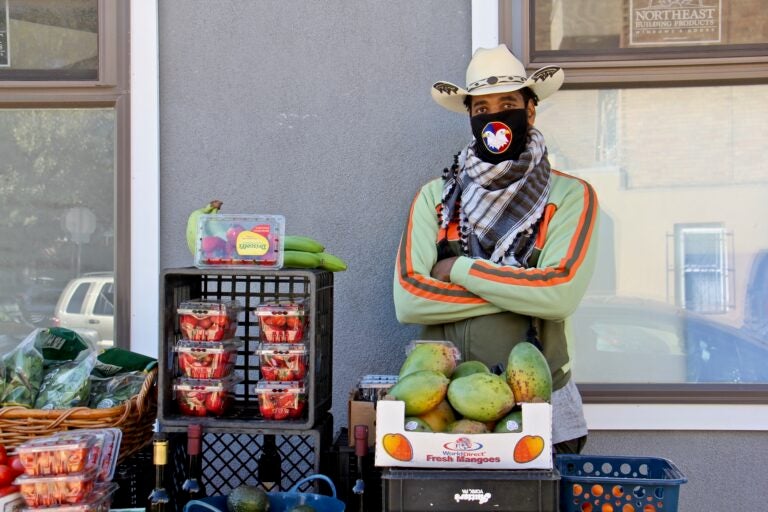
[431,44,564,114]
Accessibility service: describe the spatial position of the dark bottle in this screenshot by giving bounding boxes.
[180,424,207,505]
[257,434,281,491]
[146,433,170,512]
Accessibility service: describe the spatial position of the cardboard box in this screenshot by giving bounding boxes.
[374,400,552,470]
[348,389,377,447]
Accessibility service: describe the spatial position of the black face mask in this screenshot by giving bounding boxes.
[470,108,529,164]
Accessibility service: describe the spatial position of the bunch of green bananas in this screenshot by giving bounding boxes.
[187,199,223,256]
[283,236,348,272]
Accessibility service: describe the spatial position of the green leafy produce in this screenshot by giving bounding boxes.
[35,351,97,409]
[92,347,157,378]
[89,370,147,408]
[2,337,44,407]
[34,327,94,366]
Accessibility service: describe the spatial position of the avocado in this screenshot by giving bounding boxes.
[227,485,270,512]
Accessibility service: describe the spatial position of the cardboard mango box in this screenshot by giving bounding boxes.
[348,389,377,447]
[374,400,553,470]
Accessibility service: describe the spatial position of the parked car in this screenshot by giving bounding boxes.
[53,272,114,347]
[571,296,768,384]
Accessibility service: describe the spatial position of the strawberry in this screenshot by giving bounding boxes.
[204,391,227,416]
[273,407,290,420]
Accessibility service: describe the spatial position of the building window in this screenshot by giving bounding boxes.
[501,1,768,400]
[673,224,732,314]
[0,0,129,350]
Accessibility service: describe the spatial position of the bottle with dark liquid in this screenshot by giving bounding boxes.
[146,433,170,512]
[180,424,207,506]
[257,434,281,491]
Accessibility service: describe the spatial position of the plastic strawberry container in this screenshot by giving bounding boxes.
[255,381,307,421]
[175,339,242,379]
[20,482,119,512]
[254,300,307,343]
[256,343,309,381]
[194,213,285,269]
[16,433,100,477]
[173,375,241,417]
[15,468,98,507]
[177,299,241,341]
[56,429,122,483]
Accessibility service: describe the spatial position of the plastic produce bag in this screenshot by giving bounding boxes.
[35,350,98,409]
[1,330,45,407]
[89,370,147,408]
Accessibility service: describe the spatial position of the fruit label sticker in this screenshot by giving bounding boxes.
[236,229,270,256]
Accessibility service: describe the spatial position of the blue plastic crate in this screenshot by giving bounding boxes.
[555,454,687,512]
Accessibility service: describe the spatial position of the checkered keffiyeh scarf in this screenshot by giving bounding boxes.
[440,127,551,267]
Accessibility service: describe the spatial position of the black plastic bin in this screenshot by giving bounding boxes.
[158,267,333,430]
[381,467,560,512]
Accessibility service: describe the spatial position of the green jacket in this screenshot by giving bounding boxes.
[393,170,599,390]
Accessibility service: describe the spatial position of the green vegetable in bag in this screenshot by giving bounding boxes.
[2,335,44,407]
[35,351,97,409]
[89,370,147,408]
[92,347,157,378]
[34,327,94,366]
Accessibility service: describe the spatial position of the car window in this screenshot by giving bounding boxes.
[65,283,91,314]
[93,282,114,316]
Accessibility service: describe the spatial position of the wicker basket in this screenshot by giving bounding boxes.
[0,368,157,464]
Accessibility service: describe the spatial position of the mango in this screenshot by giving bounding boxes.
[382,433,413,461]
[387,369,450,415]
[446,373,515,422]
[494,409,523,433]
[445,419,489,434]
[398,342,457,378]
[506,342,552,403]
[417,399,456,432]
[403,417,432,432]
[451,360,491,380]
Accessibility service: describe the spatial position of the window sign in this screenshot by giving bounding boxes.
[629,0,722,47]
[0,0,9,67]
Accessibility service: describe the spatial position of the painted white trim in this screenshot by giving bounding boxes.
[129,0,160,357]
[471,0,499,52]
[585,404,768,431]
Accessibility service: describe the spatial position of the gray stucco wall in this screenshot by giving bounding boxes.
[157,2,767,511]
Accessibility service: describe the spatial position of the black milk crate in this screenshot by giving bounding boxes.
[168,413,334,511]
[327,428,382,512]
[158,267,333,430]
[381,467,560,512]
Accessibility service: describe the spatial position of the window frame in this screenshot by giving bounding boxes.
[500,0,768,87]
[495,0,768,408]
[0,0,131,348]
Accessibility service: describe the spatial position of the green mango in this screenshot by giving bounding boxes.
[398,342,457,379]
[494,409,523,433]
[447,372,515,422]
[404,416,433,432]
[387,369,449,416]
[505,342,552,403]
[445,419,489,434]
[451,360,491,380]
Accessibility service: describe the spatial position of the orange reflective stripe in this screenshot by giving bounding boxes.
[535,204,557,250]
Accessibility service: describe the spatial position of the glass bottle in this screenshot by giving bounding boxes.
[257,434,281,491]
[180,424,207,505]
[146,433,170,512]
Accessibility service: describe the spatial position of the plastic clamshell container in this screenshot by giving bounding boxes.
[16,433,100,477]
[20,482,119,512]
[194,213,285,269]
[175,339,243,379]
[255,381,307,421]
[254,300,307,343]
[177,299,241,341]
[256,343,309,381]
[555,454,687,512]
[56,429,122,483]
[15,468,98,508]
[173,375,241,417]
